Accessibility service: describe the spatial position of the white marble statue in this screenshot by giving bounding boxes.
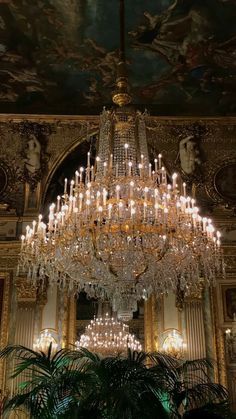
[25,135,41,174]
[179,135,201,175]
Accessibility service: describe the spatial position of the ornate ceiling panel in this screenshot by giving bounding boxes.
[0,0,235,115]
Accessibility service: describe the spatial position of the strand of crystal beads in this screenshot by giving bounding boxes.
[19,109,224,317]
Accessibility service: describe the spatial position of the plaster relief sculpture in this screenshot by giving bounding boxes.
[179,135,201,175]
[25,134,41,174]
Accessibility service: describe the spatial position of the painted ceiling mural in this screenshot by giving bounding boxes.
[0,0,235,115]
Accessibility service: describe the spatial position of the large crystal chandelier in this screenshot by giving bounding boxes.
[75,313,142,356]
[18,0,223,319]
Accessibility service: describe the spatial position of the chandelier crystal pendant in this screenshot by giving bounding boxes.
[75,313,142,356]
[18,0,223,320]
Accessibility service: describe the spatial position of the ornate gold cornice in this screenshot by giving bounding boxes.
[0,114,100,123]
[0,113,235,124]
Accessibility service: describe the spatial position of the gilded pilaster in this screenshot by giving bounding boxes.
[67,296,76,347]
[211,287,227,386]
[0,272,11,396]
[144,295,158,352]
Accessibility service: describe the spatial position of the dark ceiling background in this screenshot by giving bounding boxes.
[0,0,235,115]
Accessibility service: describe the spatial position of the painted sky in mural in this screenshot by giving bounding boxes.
[0,0,235,115]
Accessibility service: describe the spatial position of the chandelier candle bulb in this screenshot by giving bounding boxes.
[128,161,132,176]
[37,215,42,232]
[138,163,143,178]
[75,171,79,186]
[158,154,162,169]
[79,167,84,184]
[183,182,186,197]
[149,163,152,178]
[109,153,113,171]
[103,162,107,176]
[32,220,36,235]
[20,235,25,250]
[172,173,177,189]
[124,143,129,161]
[87,152,90,167]
[154,158,158,173]
[70,180,74,196]
[161,166,166,185]
[56,195,61,212]
[116,185,120,201]
[64,178,68,195]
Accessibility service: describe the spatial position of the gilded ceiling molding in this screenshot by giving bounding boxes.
[0,114,100,123]
[0,114,235,125]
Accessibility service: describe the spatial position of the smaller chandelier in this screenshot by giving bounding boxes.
[75,313,142,356]
[33,329,58,353]
[161,329,186,358]
[225,314,236,363]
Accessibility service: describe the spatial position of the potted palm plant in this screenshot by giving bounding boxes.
[0,345,232,419]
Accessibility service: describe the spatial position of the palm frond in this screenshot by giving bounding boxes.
[0,344,40,360]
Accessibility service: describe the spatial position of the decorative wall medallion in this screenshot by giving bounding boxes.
[205,156,236,207]
[214,163,236,203]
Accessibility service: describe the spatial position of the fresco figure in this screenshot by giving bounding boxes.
[25,135,41,174]
[179,135,201,174]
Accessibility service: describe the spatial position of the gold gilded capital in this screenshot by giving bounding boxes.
[15,277,37,303]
